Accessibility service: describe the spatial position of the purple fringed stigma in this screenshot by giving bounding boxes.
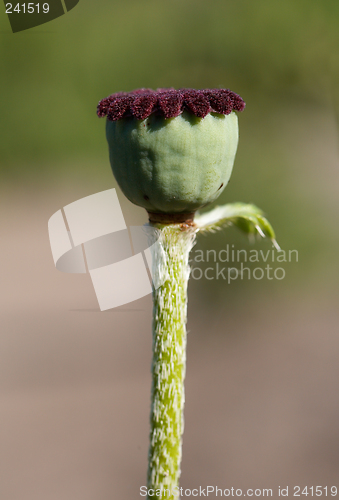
[97,88,245,121]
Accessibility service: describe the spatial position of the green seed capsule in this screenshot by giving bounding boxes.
[106,111,239,215]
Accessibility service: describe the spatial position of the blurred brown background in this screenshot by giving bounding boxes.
[0,1,338,498]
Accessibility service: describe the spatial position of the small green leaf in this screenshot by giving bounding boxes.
[195,203,279,248]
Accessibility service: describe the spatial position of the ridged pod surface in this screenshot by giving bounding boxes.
[106,111,239,214]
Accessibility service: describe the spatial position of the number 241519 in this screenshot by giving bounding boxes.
[5,3,50,13]
[294,486,338,496]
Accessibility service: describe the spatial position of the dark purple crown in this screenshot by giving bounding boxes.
[97,88,245,121]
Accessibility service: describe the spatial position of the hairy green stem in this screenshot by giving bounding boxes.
[147,224,196,500]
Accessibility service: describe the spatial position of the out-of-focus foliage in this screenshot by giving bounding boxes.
[0,0,338,174]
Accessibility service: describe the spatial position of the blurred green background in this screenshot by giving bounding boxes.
[1,0,338,303]
[1,2,339,498]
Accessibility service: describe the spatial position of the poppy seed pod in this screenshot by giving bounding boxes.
[98,88,245,223]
